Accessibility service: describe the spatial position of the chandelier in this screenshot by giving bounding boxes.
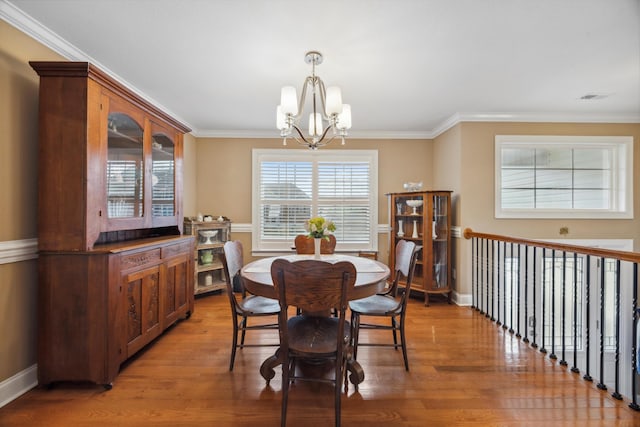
[276,51,352,149]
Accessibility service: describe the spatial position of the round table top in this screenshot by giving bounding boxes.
[241,254,390,301]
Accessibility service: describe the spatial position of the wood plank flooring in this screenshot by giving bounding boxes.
[2,294,639,426]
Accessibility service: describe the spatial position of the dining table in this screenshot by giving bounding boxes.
[241,253,391,387]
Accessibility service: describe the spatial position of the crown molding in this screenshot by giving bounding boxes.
[192,128,437,139]
[1,0,85,60]
[192,110,640,140]
[1,0,194,131]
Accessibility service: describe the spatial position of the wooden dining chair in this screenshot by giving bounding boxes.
[221,241,280,371]
[294,234,336,254]
[270,258,356,427]
[349,240,421,371]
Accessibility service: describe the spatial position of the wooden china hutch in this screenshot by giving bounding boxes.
[31,62,194,388]
[387,191,452,305]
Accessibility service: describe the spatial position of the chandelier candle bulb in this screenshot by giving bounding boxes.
[309,113,323,136]
[276,106,286,130]
[280,86,298,115]
[325,86,343,115]
[337,104,351,130]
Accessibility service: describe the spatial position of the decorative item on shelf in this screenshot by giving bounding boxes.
[203,215,213,222]
[412,220,419,238]
[196,212,203,222]
[217,215,224,222]
[200,250,213,265]
[432,220,438,239]
[406,199,423,215]
[403,181,423,192]
[304,216,336,259]
[276,51,352,150]
[396,202,403,215]
[397,220,404,237]
[199,230,218,245]
[204,273,213,286]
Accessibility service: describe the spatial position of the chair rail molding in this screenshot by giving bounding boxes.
[0,238,38,265]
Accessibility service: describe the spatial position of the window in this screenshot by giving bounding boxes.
[495,135,633,219]
[252,149,378,252]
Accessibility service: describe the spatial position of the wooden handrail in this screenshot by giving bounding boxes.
[463,228,640,264]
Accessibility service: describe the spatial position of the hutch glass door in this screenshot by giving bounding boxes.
[107,112,144,218]
[151,132,175,217]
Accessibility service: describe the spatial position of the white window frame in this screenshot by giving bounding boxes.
[495,135,633,219]
[252,149,378,253]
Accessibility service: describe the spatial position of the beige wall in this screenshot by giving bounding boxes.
[0,21,63,381]
[454,121,640,297]
[192,137,435,264]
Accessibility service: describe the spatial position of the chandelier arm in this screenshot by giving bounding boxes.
[290,124,312,145]
[289,124,336,149]
[316,78,331,120]
[292,76,314,121]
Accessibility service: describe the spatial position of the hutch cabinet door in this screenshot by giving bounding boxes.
[123,264,162,357]
[162,251,191,328]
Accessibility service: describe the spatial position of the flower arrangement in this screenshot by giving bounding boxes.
[304,216,336,240]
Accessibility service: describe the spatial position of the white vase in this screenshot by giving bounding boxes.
[412,220,419,238]
[314,237,322,259]
[397,220,404,237]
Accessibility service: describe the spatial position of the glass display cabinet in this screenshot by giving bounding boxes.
[387,191,452,305]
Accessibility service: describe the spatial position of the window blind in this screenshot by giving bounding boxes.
[253,149,378,252]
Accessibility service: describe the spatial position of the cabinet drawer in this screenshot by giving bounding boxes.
[120,248,161,270]
[161,242,191,259]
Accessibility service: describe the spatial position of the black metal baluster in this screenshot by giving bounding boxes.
[612,259,622,400]
[597,256,607,391]
[484,239,489,317]
[560,251,567,366]
[496,241,502,326]
[550,249,557,360]
[523,245,529,343]
[540,247,546,354]
[584,254,593,382]
[508,242,514,333]
[516,244,521,338]
[471,237,476,310]
[531,247,538,348]
[571,252,579,374]
[629,263,639,411]
[491,240,496,321]
[500,241,506,330]
[479,238,485,314]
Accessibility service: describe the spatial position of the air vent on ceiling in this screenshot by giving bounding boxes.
[579,93,609,100]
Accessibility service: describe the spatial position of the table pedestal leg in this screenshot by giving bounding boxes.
[259,348,365,392]
[259,349,282,385]
[346,359,365,391]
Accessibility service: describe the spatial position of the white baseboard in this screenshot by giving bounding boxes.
[452,291,472,306]
[0,364,38,408]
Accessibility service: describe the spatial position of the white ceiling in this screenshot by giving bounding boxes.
[3,0,639,138]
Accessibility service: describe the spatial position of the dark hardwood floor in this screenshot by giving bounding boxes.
[1,293,639,426]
